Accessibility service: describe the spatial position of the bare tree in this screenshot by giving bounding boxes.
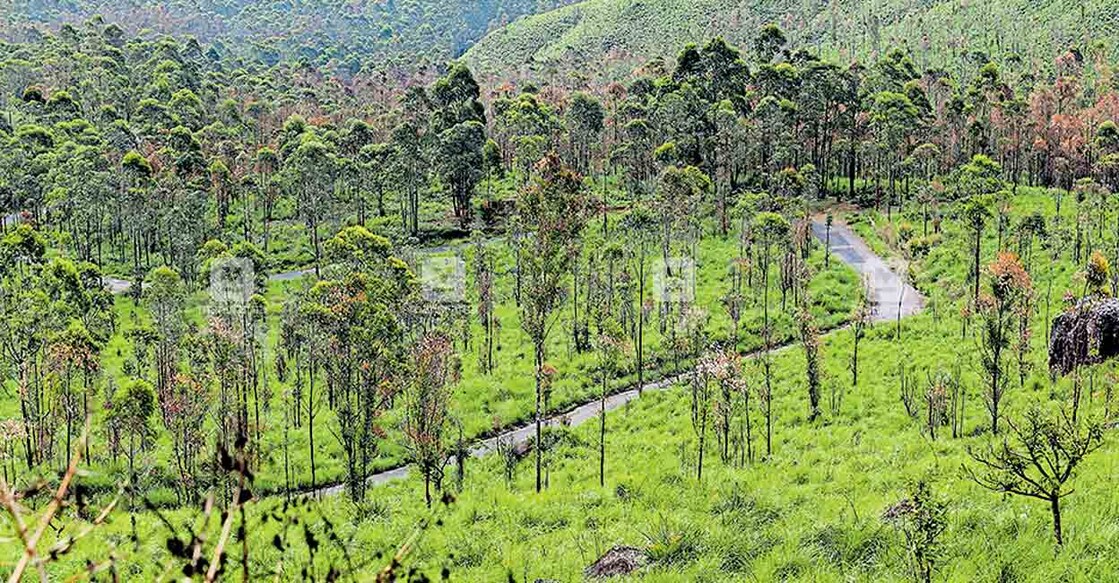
[967,406,1105,546]
[471,231,498,374]
[850,277,875,389]
[593,320,628,487]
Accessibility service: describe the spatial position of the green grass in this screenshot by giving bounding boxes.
[0,207,859,505]
[14,311,1119,580]
[13,187,1119,580]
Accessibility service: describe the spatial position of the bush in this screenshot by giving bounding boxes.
[898,221,915,243]
[906,234,941,257]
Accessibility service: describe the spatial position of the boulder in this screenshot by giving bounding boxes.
[584,546,646,578]
[1049,298,1119,375]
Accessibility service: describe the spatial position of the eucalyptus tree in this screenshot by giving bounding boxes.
[752,211,790,458]
[393,88,432,236]
[306,225,415,502]
[0,224,51,469]
[254,146,278,251]
[357,143,393,222]
[431,63,486,228]
[284,136,338,277]
[565,91,605,176]
[977,252,1032,435]
[402,333,460,507]
[621,206,658,393]
[516,153,591,493]
[471,231,498,374]
[143,265,187,428]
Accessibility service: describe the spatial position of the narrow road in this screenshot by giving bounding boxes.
[810,220,923,321]
[306,218,924,497]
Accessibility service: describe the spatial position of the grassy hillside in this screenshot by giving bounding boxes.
[3,0,579,73]
[13,189,1119,581]
[466,0,1114,79]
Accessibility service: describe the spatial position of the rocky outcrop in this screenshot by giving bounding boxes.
[1049,298,1119,374]
[584,546,646,578]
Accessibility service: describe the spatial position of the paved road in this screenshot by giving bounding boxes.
[302,218,925,497]
[810,220,923,322]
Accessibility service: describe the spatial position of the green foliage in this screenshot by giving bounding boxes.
[8,0,578,74]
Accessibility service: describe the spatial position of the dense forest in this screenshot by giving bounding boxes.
[3,2,1119,581]
[5,0,577,75]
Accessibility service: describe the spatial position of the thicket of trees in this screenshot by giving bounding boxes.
[4,1,577,76]
[1,15,1117,579]
[6,21,1119,287]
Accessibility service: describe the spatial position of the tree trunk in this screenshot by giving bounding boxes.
[534,341,544,493]
[599,373,606,487]
[1051,494,1063,546]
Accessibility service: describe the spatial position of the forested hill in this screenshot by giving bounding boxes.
[3,0,578,75]
[465,0,1111,81]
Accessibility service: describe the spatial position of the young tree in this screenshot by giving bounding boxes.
[799,307,823,421]
[703,347,745,466]
[967,406,1105,546]
[850,277,875,389]
[46,321,101,466]
[143,266,186,428]
[977,252,1032,434]
[593,319,628,487]
[621,206,658,393]
[883,481,947,583]
[471,231,498,374]
[0,224,51,468]
[108,378,156,480]
[752,211,790,458]
[516,153,590,493]
[963,195,993,303]
[692,349,719,481]
[402,333,460,507]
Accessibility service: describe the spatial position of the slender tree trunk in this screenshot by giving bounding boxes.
[636,254,646,394]
[534,341,544,493]
[599,372,606,487]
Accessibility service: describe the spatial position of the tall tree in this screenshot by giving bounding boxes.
[516,153,590,493]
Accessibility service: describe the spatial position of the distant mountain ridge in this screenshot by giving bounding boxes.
[2,0,580,73]
[464,0,1113,79]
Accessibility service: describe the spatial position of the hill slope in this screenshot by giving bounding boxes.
[465,0,1114,78]
[3,0,579,72]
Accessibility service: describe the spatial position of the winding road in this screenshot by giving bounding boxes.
[307,218,923,497]
[6,209,920,496]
